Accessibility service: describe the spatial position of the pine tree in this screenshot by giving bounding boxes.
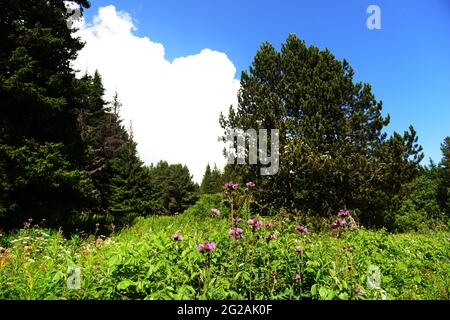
[200,164,224,194]
[75,75,155,227]
[210,164,223,193]
[149,161,199,214]
[220,34,423,226]
[0,0,94,229]
[200,164,213,194]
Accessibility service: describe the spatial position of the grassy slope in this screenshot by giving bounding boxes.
[0,210,448,300]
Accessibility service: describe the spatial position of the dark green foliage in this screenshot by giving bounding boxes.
[0,0,94,229]
[437,137,450,215]
[0,2,442,234]
[148,161,199,215]
[220,34,423,227]
[200,163,223,194]
[0,0,154,231]
[183,193,227,219]
[75,74,155,227]
[391,167,445,232]
[0,0,90,154]
[0,141,95,229]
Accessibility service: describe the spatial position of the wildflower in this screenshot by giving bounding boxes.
[172,233,183,241]
[245,181,255,188]
[23,219,32,229]
[264,222,273,228]
[265,234,276,241]
[295,225,309,234]
[341,219,347,226]
[293,274,301,282]
[355,286,365,296]
[331,219,339,229]
[248,218,262,229]
[295,246,304,254]
[229,227,244,240]
[211,208,221,216]
[205,242,216,252]
[338,210,350,217]
[224,182,239,188]
[198,241,216,253]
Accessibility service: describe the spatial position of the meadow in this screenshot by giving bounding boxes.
[0,194,448,300]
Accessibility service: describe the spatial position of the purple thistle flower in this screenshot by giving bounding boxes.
[211,208,221,216]
[338,210,350,217]
[224,181,239,188]
[293,274,301,282]
[198,241,216,253]
[172,233,183,241]
[357,291,365,296]
[295,246,304,254]
[247,219,254,226]
[295,225,309,234]
[229,228,244,240]
[205,242,216,252]
[254,220,262,228]
[245,181,255,188]
[341,219,347,226]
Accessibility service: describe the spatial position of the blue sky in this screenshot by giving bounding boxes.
[83,0,450,165]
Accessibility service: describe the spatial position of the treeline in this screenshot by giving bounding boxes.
[0,1,198,232]
[1,1,448,233]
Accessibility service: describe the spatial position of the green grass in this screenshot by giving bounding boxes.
[1,210,448,300]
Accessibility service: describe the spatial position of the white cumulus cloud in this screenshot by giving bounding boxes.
[72,5,240,182]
